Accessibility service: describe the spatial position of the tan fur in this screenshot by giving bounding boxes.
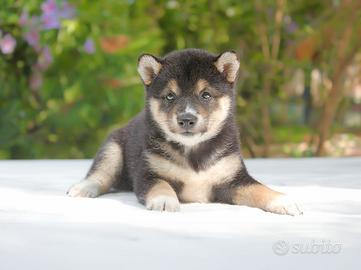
[214,52,240,82]
[232,183,281,209]
[145,180,180,211]
[86,141,123,193]
[195,79,208,94]
[146,153,242,202]
[137,55,162,85]
[146,180,178,200]
[166,79,179,95]
[68,141,122,197]
[207,96,231,138]
[232,184,303,215]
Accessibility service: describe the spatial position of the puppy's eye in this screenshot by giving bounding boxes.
[165,92,176,101]
[201,91,212,100]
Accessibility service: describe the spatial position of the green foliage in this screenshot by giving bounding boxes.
[1,0,163,158]
[0,0,360,158]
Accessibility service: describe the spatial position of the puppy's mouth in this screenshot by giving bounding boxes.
[181,131,195,136]
[180,129,207,136]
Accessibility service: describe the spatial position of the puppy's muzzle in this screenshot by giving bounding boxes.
[177,113,198,131]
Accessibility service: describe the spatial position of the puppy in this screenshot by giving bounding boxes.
[68,49,302,215]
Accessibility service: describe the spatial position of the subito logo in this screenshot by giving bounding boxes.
[272,240,290,256]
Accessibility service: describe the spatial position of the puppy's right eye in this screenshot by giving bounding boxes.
[165,93,176,101]
[201,91,212,100]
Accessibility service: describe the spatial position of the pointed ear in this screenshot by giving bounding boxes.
[137,54,162,85]
[214,51,240,83]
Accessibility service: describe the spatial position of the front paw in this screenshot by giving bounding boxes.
[265,195,303,216]
[146,195,180,212]
[67,181,101,198]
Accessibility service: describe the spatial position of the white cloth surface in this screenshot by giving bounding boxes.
[0,158,360,269]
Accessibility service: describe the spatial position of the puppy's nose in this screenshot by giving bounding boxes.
[177,113,197,129]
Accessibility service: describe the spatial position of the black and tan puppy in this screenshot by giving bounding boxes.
[68,49,302,215]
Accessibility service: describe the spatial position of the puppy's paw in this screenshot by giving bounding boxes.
[146,195,180,212]
[67,181,101,198]
[265,195,303,216]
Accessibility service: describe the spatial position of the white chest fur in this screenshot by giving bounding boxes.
[146,153,242,203]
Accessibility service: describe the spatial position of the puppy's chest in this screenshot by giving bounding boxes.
[146,152,241,203]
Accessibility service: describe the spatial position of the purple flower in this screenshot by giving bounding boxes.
[37,46,53,70]
[83,38,95,54]
[286,22,298,34]
[41,13,60,30]
[21,15,42,51]
[41,0,57,14]
[58,2,76,19]
[40,0,76,29]
[0,33,17,54]
[25,27,40,51]
[41,0,60,30]
[19,11,29,26]
[29,71,43,90]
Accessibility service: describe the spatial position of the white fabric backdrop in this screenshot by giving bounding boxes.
[0,158,360,269]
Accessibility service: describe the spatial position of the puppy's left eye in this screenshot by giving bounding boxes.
[165,92,176,101]
[201,91,212,100]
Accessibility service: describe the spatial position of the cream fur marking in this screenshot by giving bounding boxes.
[146,180,180,211]
[185,104,197,114]
[214,52,240,82]
[149,97,231,147]
[146,153,242,202]
[68,141,122,198]
[137,55,162,85]
[266,195,303,216]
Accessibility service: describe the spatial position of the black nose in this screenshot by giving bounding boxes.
[177,113,197,129]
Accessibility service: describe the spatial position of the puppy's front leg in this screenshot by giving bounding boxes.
[233,182,302,216]
[137,178,180,212]
[68,138,123,198]
[218,171,302,216]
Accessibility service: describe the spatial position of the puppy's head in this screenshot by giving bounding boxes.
[137,49,239,146]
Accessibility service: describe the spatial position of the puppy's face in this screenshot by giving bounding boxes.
[138,49,239,146]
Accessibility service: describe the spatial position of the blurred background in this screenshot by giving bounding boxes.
[1,0,360,159]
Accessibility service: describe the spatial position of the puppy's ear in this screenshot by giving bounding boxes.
[214,51,240,83]
[137,54,162,85]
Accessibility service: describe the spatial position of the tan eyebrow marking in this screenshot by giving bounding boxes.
[166,79,179,95]
[195,79,209,94]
